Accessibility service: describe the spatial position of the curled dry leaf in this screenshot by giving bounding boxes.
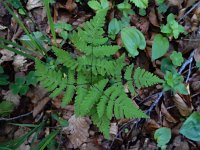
[33,97,50,117]
[13,55,27,72]
[161,103,177,123]
[173,94,193,116]
[2,90,20,107]
[65,0,77,12]
[109,123,118,139]
[27,0,43,10]
[0,49,15,64]
[149,8,159,27]
[63,115,91,149]
[27,86,48,104]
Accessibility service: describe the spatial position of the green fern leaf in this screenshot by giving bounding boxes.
[61,70,75,107]
[125,65,137,95]
[52,46,78,70]
[134,67,164,88]
[79,79,108,116]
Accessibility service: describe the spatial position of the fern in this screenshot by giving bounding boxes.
[34,9,164,139]
[134,67,164,88]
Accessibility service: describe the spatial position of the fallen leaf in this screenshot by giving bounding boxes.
[173,94,193,116]
[63,115,91,149]
[149,8,159,27]
[2,90,21,107]
[27,0,43,10]
[161,103,177,123]
[13,55,27,72]
[65,0,77,12]
[0,49,15,64]
[0,24,7,30]
[33,97,50,117]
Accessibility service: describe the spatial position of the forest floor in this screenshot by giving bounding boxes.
[0,0,200,150]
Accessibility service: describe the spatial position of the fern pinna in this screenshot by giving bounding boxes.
[35,9,163,138]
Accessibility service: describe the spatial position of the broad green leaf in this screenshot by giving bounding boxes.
[0,101,15,116]
[121,27,146,57]
[154,127,171,150]
[130,0,148,9]
[152,34,169,60]
[180,112,200,141]
[88,1,102,10]
[100,0,109,9]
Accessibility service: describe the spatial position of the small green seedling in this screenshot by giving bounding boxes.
[0,101,15,117]
[154,127,171,150]
[163,71,188,95]
[170,51,184,66]
[161,14,185,39]
[10,71,37,95]
[130,0,148,9]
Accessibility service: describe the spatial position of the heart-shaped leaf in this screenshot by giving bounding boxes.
[152,34,169,60]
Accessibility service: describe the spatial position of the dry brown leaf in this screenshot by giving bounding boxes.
[13,55,27,72]
[27,86,48,104]
[2,90,20,107]
[63,115,91,149]
[27,0,43,10]
[33,97,50,117]
[65,0,77,12]
[161,103,177,123]
[149,8,159,27]
[173,94,193,116]
[194,48,200,62]
[0,49,15,64]
[166,0,183,7]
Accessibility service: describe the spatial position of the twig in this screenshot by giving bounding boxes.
[178,1,200,22]
[178,50,195,74]
[0,111,33,121]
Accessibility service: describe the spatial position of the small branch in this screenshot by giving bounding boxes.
[0,111,33,121]
[178,1,200,22]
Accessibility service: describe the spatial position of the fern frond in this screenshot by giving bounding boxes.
[125,65,136,95]
[35,60,67,98]
[134,67,164,88]
[74,72,88,116]
[79,79,108,116]
[93,45,119,57]
[78,56,116,76]
[52,46,78,70]
[61,70,76,107]
[70,9,108,50]
[90,109,110,139]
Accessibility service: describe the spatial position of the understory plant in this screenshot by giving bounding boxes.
[0,1,164,139]
[35,9,164,138]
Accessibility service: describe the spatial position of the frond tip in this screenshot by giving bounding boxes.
[134,67,164,88]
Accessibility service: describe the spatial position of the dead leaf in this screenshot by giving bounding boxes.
[33,97,50,117]
[27,86,48,104]
[194,48,200,62]
[0,49,15,64]
[27,0,43,10]
[65,0,77,12]
[161,103,177,123]
[13,55,27,72]
[0,25,7,30]
[149,8,159,27]
[63,115,91,149]
[2,90,21,107]
[166,0,183,7]
[173,94,193,116]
